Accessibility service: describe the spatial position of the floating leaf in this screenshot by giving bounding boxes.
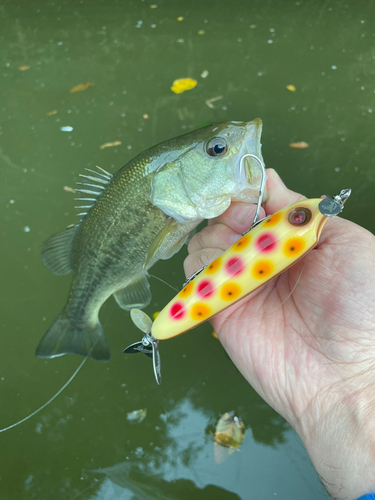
[100,141,122,149]
[286,84,296,92]
[127,408,147,424]
[46,110,57,116]
[171,78,197,94]
[289,141,309,149]
[214,411,245,464]
[70,82,94,93]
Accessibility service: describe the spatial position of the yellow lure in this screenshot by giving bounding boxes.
[151,198,330,340]
[124,188,350,384]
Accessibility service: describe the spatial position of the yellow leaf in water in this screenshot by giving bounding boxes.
[171,78,197,94]
[152,311,160,320]
[46,110,57,116]
[100,141,122,149]
[286,84,296,92]
[18,65,30,71]
[214,412,245,464]
[289,141,309,149]
[177,16,184,21]
[150,4,157,8]
[70,82,94,93]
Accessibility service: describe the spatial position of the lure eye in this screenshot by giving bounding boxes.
[206,137,228,157]
[288,207,312,226]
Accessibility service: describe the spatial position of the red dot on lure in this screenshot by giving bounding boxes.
[170,302,185,320]
[197,280,215,298]
[225,257,245,276]
[256,233,277,253]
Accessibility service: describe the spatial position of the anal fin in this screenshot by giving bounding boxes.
[114,275,151,311]
[41,225,78,276]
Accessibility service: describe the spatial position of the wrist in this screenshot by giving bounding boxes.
[296,374,375,499]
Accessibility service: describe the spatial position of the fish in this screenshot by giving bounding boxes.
[37,119,266,361]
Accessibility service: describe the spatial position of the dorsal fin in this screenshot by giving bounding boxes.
[41,225,78,275]
[74,165,113,219]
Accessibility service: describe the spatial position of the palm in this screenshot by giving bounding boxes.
[211,218,375,427]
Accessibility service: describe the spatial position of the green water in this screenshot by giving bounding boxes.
[1,0,375,498]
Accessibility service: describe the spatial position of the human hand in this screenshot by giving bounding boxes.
[184,169,375,500]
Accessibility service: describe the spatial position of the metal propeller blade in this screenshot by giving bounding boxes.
[124,308,162,384]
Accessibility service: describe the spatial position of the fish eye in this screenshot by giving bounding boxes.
[287,207,312,226]
[206,137,228,157]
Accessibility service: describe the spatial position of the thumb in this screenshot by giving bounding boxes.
[265,169,306,215]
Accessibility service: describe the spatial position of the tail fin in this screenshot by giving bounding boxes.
[36,309,111,361]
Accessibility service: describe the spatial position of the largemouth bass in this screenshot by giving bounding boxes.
[37,119,266,361]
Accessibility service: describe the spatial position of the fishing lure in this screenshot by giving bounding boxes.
[124,154,351,384]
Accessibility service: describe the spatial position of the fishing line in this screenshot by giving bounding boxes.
[0,303,117,434]
[0,356,88,433]
[148,273,179,292]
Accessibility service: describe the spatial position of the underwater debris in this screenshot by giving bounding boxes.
[205,96,223,109]
[46,110,57,116]
[286,84,296,92]
[126,408,147,424]
[70,82,94,93]
[18,65,30,71]
[100,141,122,149]
[214,411,245,464]
[289,141,309,149]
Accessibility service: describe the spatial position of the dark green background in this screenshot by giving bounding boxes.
[1,0,374,498]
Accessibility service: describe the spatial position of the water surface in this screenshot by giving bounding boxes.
[1,1,375,498]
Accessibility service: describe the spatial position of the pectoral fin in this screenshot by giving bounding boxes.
[41,225,78,275]
[145,218,200,268]
[114,275,151,311]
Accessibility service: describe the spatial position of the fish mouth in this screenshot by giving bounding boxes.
[238,118,263,183]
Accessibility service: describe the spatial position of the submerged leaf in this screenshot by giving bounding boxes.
[289,141,309,149]
[70,82,94,93]
[126,408,147,424]
[214,411,245,464]
[100,141,122,149]
[171,78,197,94]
